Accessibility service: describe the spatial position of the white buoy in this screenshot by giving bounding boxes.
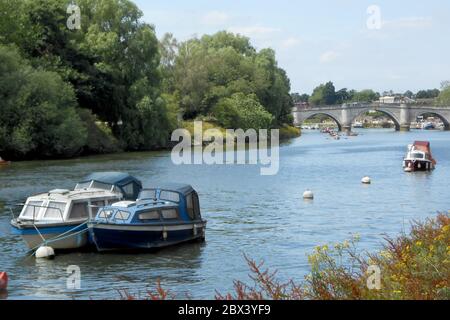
[361,176,371,184]
[303,190,314,200]
[35,246,55,259]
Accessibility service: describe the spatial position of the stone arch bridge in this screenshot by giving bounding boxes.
[292,103,450,131]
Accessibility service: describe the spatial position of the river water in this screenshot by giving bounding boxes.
[0,129,449,299]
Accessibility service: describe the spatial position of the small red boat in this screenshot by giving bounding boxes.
[403,141,436,172]
[0,272,8,291]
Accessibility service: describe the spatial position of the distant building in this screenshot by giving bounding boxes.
[379,96,416,104]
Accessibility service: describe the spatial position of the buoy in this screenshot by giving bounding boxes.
[303,190,314,199]
[0,272,8,291]
[361,176,371,184]
[35,246,55,259]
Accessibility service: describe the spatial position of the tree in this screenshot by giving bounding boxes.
[309,82,336,105]
[291,93,310,103]
[436,81,450,106]
[213,93,274,130]
[0,45,87,159]
[352,89,379,103]
[170,31,292,126]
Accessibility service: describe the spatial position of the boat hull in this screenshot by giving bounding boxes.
[403,160,434,172]
[11,222,89,250]
[89,222,207,252]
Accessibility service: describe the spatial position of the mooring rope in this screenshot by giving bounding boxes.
[26,221,90,257]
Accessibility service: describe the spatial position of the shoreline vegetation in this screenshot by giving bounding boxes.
[0,0,296,162]
[121,213,449,300]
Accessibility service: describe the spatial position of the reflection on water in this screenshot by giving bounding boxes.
[0,129,449,299]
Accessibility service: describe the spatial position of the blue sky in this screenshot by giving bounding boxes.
[133,0,450,94]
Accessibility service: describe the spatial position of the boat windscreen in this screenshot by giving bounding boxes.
[75,181,91,190]
[21,201,44,218]
[138,189,157,200]
[412,153,425,159]
[43,202,66,220]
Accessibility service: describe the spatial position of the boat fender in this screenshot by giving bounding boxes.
[193,224,198,236]
[162,227,168,241]
[35,246,55,259]
[0,272,8,291]
[361,177,371,184]
[303,190,314,200]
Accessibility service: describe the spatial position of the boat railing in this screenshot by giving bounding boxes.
[15,203,64,223]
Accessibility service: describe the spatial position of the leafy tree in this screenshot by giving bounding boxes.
[291,93,310,103]
[171,32,292,126]
[351,89,379,103]
[436,81,450,106]
[416,89,440,99]
[0,45,87,159]
[213,93,274,131]
[309,82,336,105]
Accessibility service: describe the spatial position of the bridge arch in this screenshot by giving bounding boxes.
[302,112,343,131]
[414,111,450,130]
[349,108,401,131]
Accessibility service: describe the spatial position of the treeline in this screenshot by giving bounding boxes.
[292,81,450,106]
[0,0,294,160]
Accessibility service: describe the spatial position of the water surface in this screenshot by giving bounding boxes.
[0,129,449,299]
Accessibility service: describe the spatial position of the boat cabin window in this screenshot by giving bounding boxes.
[122,183,136,199]
[186,192,201,220]
[98,209,114,219]
[138,189,157,200]
[69,202,89,219]
[43,202,66,220]
[115,210,130,221]
[91,181,113,191]
[139,210,160,221]
[412,153,424,159]
[161,208,178,220]
[160,191,180,203]
[91,200,106,216]
[22,201,44,218]
[75,181,91,190]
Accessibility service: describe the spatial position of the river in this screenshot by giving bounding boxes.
[0,129,449,299]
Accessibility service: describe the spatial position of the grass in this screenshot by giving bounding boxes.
[120,214,449,300]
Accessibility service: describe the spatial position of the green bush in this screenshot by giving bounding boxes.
[213,93,274,130]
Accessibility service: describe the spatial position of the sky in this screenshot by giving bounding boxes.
[133,0,450,95]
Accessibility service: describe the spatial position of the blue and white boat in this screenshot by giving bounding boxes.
[11,172,142,250]
[88,183,207,252]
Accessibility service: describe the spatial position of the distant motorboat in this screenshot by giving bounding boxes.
[403,141,436,172]
[353,122,364,128]
[422,122,435,130]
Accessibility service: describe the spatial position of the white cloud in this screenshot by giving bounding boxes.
[319,50,339,63]
[281,37,302,49]
[227,25,281,39]
[201,11,230,26]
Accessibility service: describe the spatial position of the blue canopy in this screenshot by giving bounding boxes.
[80,172,142,200]
[145,183,195,196]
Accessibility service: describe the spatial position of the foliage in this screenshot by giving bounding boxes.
[0,44,87,159]
[309,81,336,105]
[436,82,450,106]
[213,93,274,131]
[0,0,175,156]
[279,125,301,140]
[165,31,293,126]
[416,89,440,99]
[291,93,310,103]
